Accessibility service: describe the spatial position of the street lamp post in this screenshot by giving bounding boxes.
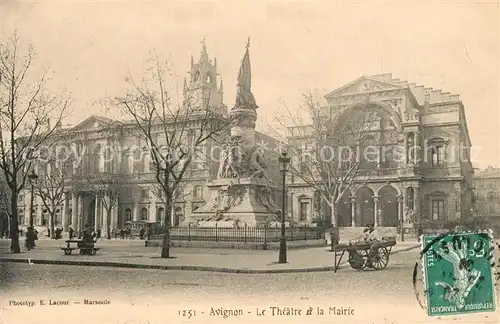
[278,151,290,264]
[27,169,38,249]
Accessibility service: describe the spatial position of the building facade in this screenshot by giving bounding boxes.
[473,166,500,218]
[19,42,281,233]
[286,74,475,230]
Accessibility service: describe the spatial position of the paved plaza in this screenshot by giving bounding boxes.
[0,238,419,272]
[2,249,498,324]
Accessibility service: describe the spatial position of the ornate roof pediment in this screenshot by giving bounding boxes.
[325,76,406,98]
[72,115,115,131]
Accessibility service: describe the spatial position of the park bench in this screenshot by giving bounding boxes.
[60,239,100,256]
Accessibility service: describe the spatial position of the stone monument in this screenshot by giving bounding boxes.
[192,39,281,227]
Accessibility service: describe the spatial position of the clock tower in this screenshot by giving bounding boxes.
[183,39,226,114]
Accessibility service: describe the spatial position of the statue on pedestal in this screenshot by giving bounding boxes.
[404,207,415,227]
[217,136,247,179]
[192,38,280,227]
[249,146,270,181]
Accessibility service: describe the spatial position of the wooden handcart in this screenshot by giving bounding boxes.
[331,238,396,273]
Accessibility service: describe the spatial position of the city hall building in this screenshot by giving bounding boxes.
[19,43,279,233]
[286,74,475,230]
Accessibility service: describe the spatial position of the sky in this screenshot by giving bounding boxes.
[1,0,499,168]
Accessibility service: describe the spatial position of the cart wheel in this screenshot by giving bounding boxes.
[369,247,390,270]
[64,249,71,255]
[348,251,368,270]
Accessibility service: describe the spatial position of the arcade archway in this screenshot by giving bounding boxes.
[379,185,398,226]
[356,187,375,227]
[174,207,183,227]
[337,190,352,227]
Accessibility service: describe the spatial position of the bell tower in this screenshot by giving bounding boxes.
[183,39,226,114]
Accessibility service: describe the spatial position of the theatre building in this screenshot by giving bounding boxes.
[286,74,475,232]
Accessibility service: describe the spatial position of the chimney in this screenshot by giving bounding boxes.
[424,90,431,110]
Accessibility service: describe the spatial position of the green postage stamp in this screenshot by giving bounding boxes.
[422,231,496,316]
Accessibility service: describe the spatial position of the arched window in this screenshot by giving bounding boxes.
[42,209,49,226]
[55,208,61,226]
[206,72,213,84]
[194,70,201,82]
[141,207,148,221]
[359,135,378,170]
[157,207,165,225]
[428,138,446,167]
[124,208,132,222]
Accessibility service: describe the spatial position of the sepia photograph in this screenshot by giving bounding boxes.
[1,1,499,323]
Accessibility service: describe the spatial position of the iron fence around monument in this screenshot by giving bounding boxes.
[148,223,323,243]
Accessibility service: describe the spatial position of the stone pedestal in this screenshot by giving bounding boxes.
[192,177,281,227]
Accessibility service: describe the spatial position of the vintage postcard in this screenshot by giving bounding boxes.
[1,1,499,323]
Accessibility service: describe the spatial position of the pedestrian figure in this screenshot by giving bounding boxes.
[120,228,125,239]
[139,227,145,240]
[25,227,36,250]
[55,228,62,240]
[68,227,74,240]
[96,228,101,240]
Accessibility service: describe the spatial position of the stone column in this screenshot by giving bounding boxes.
[407,133,415,165]
[24,204,30,226]
[144,152,150,173]
[414,133,420,165]
[36,203,42,226]
[413,186,420,227]
[101,195,108,233]
[94,195,100,231]
[111,204,118,229]
[397,195,404,226]
[62,192,68,231]
[133,204,139,221]
[78,194,84,232]
[454,183,462,220]
[350,196,356,227]
[404,133,408,165]
[71,192,77,230]
[373,196,379,227]
[150,201,157,221]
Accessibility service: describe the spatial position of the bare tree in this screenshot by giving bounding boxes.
[0,32,70,252]
[89,172,122,239]
[151,182,189,226]
[108,52,234,258]
[271,92,387,228]
[0,174,11,236]
[35,159,67,238]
